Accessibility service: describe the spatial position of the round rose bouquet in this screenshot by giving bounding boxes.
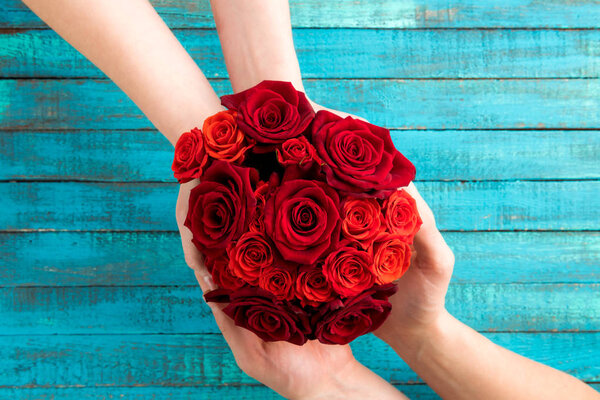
[173,80,421,345]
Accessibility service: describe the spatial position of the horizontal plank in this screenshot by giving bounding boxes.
[1,232,599,286]
[2,333,599,387]
[2,79,600,130]
[0,385,442,400]
[1,284,598,334]
[3,0,600,28]
[2,130,599,182]
[1,181,598,231]
[4,29,600,79]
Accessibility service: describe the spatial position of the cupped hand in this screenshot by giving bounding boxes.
[175,180,405,400]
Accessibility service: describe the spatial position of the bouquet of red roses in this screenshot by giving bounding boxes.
[172,81,421,345]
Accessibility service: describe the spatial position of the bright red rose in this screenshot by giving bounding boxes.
[202,110,253,163]
[228,231,275,286]
[172,128,209,183]
[384,189,422,243]
[249,180,271,233]
[210,286,311,345]
[312,110,415,198]
[259,264,296,300]
[341,197,384,248]
[205,255,245,291]
[296,264,336,307]
[322,244,375,297]
[370,232,411,284]
[264,179,341,264]
[221,80,315,146]
[184,160,257,257]
[313,283,397,345]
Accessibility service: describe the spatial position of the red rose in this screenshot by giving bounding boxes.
[259,264,296,300]
[296,264,336,307]
[184,160,257,256]
[341,197,384,248]
[314,283,397,345]
[264,179,341,264]
[370,233,411,284]
[221,80,315,146]
[277,135,322,168]
[202,110,253,163]
[384,189,422,243]
[249,180,271,233]
[205,255,245,291]
[312,110,415,198]
[322,244,375,297]
[213,286,311,345]
[228,231,275,286]
[172,128,209,183]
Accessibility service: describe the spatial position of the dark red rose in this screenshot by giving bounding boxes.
[184,160,257,257]
[312,110,416,198]
[384,189,422,243]
[172,128,209,183]
[370,232,411,284]
[340,197,384,248]
[296,264,336,307]
[314,283,397,345]
[221,80,315,146]
[217,286,311,345]
[205,255,245,291]
[228,231,275,286]
[264,179,341,264]
[322,244,376,297]
[259,264,296,300]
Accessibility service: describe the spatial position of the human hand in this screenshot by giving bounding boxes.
[176,180,407,400]
[374,183,455,357]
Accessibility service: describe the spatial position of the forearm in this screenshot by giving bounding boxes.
[22,0,222,144]
[303,359,408,400]
[210,0,304,92]
[387,310,599,400]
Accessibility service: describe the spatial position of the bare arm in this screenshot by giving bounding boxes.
[22,0,222,145]
[376,185,600,400]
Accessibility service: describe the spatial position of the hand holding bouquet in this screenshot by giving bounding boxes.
[173,80,421,345]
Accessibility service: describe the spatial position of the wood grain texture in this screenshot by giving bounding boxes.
[3,79,600,130]
[0,385,443,400]
[2,181,598,231]
[2,232,599,286]
[2,333,599,388]
[2,130,599,182]
[1,284,598,334]
[3,0,600,28]
[4,29,600,79]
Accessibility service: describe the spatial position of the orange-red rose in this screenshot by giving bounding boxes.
[341,197,383,248]
[259,264,296,300]
[296,265,336,307]
[322,244,375,297]
[370,232,411,284]
[202,110,252,163]
[384,189,422,243]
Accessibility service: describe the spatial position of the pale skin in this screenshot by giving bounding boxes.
[21,0,600,399]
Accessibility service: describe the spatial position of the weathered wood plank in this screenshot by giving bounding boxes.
[2,130,599,182]
[3,0,600,28]
[2,333,599,387]
[2,79,600,130]
[4,29,600,79]
[1,284,598,334]
[1,232,598,286]
[0,385,443,400]
[1,181,598,231]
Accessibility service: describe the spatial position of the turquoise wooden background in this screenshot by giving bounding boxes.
[1,1,599,398]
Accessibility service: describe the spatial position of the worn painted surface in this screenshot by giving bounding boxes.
[0,1,598,399]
